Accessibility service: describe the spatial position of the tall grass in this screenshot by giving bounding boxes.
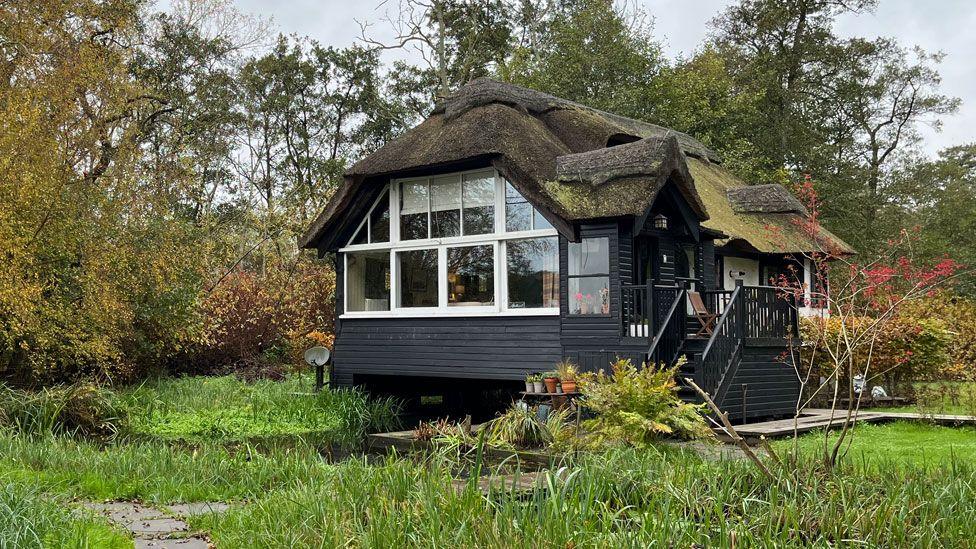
[0,479,130,548]
[193,447,976,547]
[0,382,123,437]
[0,430,333,504]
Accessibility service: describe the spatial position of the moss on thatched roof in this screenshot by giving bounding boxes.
[691,159,854,255]
[302,78,853,257]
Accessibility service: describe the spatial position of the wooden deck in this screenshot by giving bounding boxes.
[729,408,976,440]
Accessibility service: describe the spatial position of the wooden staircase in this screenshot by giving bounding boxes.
[642,282,800,421]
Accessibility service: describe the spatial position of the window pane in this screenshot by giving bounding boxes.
[431,176,460,238]
[533,209,553,231]
[569,276,610,315]
[400,181,429,240]
[398,249,438,307]
[462,174,495,235]
[447,245,494,307]
[369,190,390,243]
[569,237,610,276]
[431,209,460,238]
[350,223,367,245]
[505,182,531,232]
[507,237,558,309]
[346,251,390,312]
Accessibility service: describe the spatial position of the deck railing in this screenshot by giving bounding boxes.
[621,284,652,338]
[645,287,686,367]
[697,285,744,395]
[741,285,800,340]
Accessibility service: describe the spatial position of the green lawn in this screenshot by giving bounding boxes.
[774,420,976,467]
[3,375,976,546]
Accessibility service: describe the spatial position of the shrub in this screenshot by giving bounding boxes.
[578,358,710,445]
[183,259,336,374]
[800,314,953,393]
[0,382,123,437]
[902,295,976,381]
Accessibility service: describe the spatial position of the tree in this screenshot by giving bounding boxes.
[502,0,664,121]
[359,0,524,99]
[813,39,959,240]
[710,0,877,179]
[0,0,208,382]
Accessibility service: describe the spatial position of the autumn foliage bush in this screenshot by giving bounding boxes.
[182,259,336,375]
[800,313,953,394]
[902,295,976,381]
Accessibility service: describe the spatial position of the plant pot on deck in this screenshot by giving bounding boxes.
[532,381,545,393]
[525,381,533,393]
[561,379,577,393]
[543,376,559,394]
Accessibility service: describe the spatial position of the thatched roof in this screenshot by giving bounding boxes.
[691,159,854,255]
[301,78,853,256]
[727,184,808,215]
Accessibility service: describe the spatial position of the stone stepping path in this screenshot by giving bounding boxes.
[80,500,231,548]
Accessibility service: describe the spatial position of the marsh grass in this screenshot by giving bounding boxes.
[0,382,123,437]
[0,430,334,503]
[0,479,130,548]
[192,446,976,547]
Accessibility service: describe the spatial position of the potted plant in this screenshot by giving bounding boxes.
[600,287,610,314]
[574,292,588,314]
[556,360,578,393]
[542,371,559,393]
[524,374,534,394]
[531,375,545,394]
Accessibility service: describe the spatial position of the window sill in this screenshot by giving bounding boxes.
[340,308,560,320]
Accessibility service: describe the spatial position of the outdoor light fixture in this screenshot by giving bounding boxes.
[652,214,669,230]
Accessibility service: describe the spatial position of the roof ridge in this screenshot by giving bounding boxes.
[437,78,721,163]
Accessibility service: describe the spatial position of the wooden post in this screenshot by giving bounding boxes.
[735,279,745,338]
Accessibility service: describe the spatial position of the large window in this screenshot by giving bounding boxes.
[341,170,560,316]
[507,237,558,309]
[400,182,429,240]
[398,249,438,307]
[568,237,610,315]
[448,245,494,307]
[346,250,390,312]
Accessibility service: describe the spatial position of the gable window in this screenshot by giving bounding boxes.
[568,237,610,315]
[506,182,553,232]
[350,190,390,245]
[341,170,559,317]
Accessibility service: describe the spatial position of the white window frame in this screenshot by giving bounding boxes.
[340,168,560,318]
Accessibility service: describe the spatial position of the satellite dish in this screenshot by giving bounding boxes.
[303,346,331,367]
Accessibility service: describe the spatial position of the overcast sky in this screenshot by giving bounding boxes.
[229,0,976,157]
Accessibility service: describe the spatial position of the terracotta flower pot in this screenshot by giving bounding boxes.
[561,379,577,393]
[543,376,559,393]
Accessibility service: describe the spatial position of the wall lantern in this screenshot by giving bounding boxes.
[652,214,669,230]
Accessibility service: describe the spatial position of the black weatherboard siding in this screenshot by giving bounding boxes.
[332,316,562,385]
